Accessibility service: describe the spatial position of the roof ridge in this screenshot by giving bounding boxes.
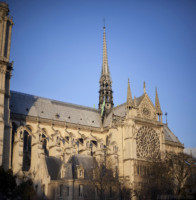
[11,90,99,113]
[114,102,126,108]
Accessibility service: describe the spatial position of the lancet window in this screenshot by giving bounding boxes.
[22,130,31,171]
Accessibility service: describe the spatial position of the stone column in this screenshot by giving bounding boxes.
[0,2,13,168]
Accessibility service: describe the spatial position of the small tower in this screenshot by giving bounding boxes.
[99,26,113,116]
[126,78,134,110]
[155,88,162,122]
[0,2,13,169]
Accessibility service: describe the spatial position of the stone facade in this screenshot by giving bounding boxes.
[0,2,184,200]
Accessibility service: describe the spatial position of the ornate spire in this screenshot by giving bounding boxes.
[101,26,110,79]
[99,26,113,116]
[127,78,134,110]
[155,87,162,116]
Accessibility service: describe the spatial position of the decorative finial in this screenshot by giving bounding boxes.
[143,81,146,93]
[165,112,168,124]
[103,17,106,29]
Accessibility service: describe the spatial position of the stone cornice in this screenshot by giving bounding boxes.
[134,116,163,128]
[0,60,13,69]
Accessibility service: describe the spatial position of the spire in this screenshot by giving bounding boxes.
[99,26,113,116]
[127,78,134,110]
[155,88,162,113]
[143,81,146,93]
[101,26,110,78]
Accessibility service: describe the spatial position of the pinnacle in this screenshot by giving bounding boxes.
[155,88,162,114]
[127,78,134,109]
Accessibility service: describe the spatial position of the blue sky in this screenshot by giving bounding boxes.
[5,0,196,148]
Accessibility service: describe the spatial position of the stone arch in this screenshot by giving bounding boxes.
[13,125,33,172]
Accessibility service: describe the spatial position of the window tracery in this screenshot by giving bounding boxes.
[136,126,160,160]
[140,103,151,118]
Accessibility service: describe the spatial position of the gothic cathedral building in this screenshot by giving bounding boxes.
[0,2,183,199]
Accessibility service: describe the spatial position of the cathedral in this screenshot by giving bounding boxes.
[0,2,184,200]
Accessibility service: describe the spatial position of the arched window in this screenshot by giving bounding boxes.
[11,122,17,167]
[22,131,31,171]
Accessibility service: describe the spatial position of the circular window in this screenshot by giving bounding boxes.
[136,126,160,160]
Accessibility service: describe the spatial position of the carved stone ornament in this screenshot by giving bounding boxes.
[140,103,151,118]
[136,126,160,160]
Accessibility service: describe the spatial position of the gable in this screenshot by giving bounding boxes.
[138,94,156,120]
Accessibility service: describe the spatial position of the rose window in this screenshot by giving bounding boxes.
[136,126,160,160]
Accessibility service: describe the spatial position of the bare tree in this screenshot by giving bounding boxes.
[86,158,120,200]
[119,178,135,200]
[135,152,196,200]
[165,152,196,198]
[135,160,174,200]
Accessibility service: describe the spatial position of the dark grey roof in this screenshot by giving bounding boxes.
[45,156,74,180]
[10,91,101,128]
[164,124,182,144]
[103,103,126,127]
[68,154,97,179]
[45,156,62,180]
[10,91,182,146]
[10,91,145,128]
